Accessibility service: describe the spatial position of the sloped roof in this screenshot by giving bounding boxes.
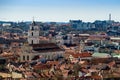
[33,63,51,70]
[92,52,111,58]
[31,43,64,52]
[113,55,120,58]
[47,61,59,66]
[70,52,92,58]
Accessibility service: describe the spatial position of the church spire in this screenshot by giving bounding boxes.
[32,17,36,26]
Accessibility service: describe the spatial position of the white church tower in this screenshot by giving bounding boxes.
[28,20,40,44]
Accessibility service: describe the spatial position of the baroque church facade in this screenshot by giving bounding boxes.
[19,21,64,62]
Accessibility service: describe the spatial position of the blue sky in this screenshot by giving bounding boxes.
[0,0,120,22]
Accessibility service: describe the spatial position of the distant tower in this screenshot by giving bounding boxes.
[28,19,40,44]
[109,13,111,21]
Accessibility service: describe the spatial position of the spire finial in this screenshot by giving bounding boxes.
[32,17,36,26]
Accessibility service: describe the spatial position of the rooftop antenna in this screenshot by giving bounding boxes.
[32,17,36,25]
[109,13,111,21]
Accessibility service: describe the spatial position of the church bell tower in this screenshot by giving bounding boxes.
[28,20,40,44]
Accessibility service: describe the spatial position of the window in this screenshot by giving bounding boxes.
[27,56,29,60]
[39,32,41,36]
[23,56,25,60]
[31,40,33,44]
[31,32,33,36]
[31,27,34,30]
[47,55,50,60]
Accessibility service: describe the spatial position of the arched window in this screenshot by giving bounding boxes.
[31,32,33,36]
[31,26,34,30]
[27,55,29,60]
[23,56,25,60]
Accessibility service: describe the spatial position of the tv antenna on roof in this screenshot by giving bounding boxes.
[109,13,111,21]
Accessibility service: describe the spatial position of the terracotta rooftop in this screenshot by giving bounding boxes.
[31,43,64,52]
[71,52,92,58]
[90,75,102,79]
[91,58,113,64]
[108,61,116,68]
[47,61,59,66]
[0,52,13,57]
[33,63,52,70]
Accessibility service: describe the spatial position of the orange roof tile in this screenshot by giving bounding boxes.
[47,61,59,66]
[71,52,92,58]
[90,75,102,79]
[34,63,52,70]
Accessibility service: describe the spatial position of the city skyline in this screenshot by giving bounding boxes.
[0,0,120,22]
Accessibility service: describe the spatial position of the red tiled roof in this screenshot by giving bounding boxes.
[31,43,64,52]
[0,52,13,57]
[33,63,52,70]
[71,52,92,58]
[91,58,113,64]
[90,75,102,79]
[108,61,116,67]
[47,61,59,66]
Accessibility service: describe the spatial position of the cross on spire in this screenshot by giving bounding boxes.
[32,17,36,26]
